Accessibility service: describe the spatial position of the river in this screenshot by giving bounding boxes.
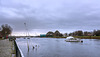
[16,38,100,57]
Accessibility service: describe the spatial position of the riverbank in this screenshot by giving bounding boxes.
[40,37,66,38]
[37,36,100,39]
[0,39,15,57]
[74,36,100,39]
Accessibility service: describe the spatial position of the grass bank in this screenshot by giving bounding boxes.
[73,36,100,39]
[40,37,66,38]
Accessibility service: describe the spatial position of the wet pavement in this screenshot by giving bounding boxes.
[0,39,13,57]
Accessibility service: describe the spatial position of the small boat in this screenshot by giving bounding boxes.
[65,36,83,42]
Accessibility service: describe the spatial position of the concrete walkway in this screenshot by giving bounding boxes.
[0,39,13,57]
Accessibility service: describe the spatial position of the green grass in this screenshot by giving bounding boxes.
[73,36,100,39]
[40,37,66,38]
[53,37,66,38]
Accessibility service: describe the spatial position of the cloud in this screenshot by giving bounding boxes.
[0,0,100,35]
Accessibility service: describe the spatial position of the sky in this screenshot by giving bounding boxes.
[0,0,100,36]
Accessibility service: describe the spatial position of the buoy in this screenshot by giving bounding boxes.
[81,41,83,42]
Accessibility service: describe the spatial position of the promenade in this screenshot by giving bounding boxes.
[0,39,13,57]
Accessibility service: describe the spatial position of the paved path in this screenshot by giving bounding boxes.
[0,39,13,57]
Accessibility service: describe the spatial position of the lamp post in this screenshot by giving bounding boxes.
[24,23,30,51]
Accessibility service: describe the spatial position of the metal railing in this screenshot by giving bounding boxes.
[14,40,24,57]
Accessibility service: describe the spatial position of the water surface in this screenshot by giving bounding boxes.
[16,38,100,57]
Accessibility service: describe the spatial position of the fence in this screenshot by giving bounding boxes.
[14,40,24,57]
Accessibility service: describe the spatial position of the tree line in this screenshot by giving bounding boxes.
[46,30,100,37]
[0,24,12,38]
[46,30,63,37]
[69,30,100,36]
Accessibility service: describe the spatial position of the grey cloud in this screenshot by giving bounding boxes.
[0,0,100,35]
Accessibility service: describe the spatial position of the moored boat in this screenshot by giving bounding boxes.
[65,36,83,42]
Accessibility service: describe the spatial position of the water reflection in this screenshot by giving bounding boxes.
[16,38,100,57]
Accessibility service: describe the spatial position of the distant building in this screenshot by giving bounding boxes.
[40,34,46,37]
[63,33,67,37]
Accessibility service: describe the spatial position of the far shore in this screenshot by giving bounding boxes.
[10,36,100,39]
[41,36,100,39]
[1,36,100,39]
[73,36,100,39]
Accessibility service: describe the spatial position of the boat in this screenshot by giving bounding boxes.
[65,36,83,42]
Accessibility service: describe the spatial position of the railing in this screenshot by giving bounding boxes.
[14,40,24,57]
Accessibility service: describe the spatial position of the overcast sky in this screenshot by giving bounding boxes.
[0,0,100,36]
